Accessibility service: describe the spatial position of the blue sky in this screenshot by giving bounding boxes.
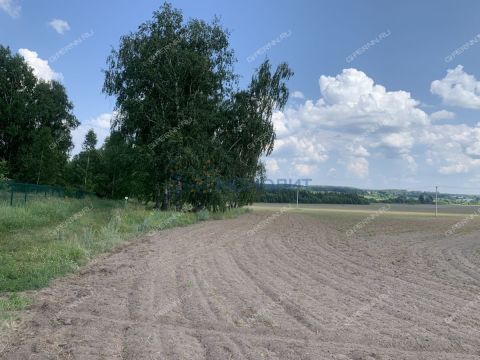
[2,0,480,194]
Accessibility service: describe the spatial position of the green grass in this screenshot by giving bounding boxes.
[0,198,248,296]
[0,294,31,328]
[211,207,250,219]
[0,197,88,231]
[0,294,31,312]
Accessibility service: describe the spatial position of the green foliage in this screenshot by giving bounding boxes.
[95,131,146,199]
[66,130,102,193]
[257,188,370,205]
[0,160,7,180]
[0,46,78,184]
[418,193,434,204]
[103,3,292,211]
[1,4,292,211]
[196,209,210,221]
[16,128,67,185]
[83,129,98,151]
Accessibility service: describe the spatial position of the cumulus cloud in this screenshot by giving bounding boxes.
[420,123,480,174]
[439,163,470,174]
[327,167,337,177]
[264,67,480,184]
[0,0,20,18]
[311,68,429,130]
[430,110,456,121]
[265,158,279,173]
[291,90,305,99]
[294,163,317,176]
[71,113,114,155]
[92,113,113,130]
[401,154,418,173]
[347,144,370,157]
[272,111,291,138]
[267,68,429,179]
[431,66,480,109]
[346,158,369,178]
[18,48,63,82]
[274,136,328,164]
[49,19,70,34]
[381,132,414,152]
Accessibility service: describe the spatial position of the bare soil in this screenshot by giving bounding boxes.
[1,211,480,359]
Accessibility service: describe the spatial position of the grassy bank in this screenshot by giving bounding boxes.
[0,197,247,323]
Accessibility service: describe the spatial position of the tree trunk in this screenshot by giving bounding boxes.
[154,181,162,210]
[161,184,169,210]
[111,171,115,198]
[36,151,44,185]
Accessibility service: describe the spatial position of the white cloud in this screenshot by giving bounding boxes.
[294,163,317,176]
[327,167,336,177]
[431,66,480,109]
[346,158,369,178]
[0,0,20,18]
[272,111,291,138]
[291,68,429,132]
[267,68,430,179]
[419,123,480,174]
[18,48,63,82]
[274,136,328,163]
[381,132,414,152]
[401,154,418,173]
[439,162,471,175]
[265,68,480,185]
[48,19,71,35]
[71,113,114,156]
[265,158,279,173]
[466,141,480,157]
[430,110,456,121]
[347,144,370,157]
[291,90,305,99]
[92,113,113,130]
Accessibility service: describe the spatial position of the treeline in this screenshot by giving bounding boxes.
[308,185,365,194]
[256,188,370,204]
[387,193,434,204]
[0,3,293,211]
[0,46,78,185]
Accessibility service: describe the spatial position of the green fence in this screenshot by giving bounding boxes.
[0,181,92,206]
[0,181,64,205]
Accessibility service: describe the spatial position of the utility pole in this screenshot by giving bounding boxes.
[435,185,438,217]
